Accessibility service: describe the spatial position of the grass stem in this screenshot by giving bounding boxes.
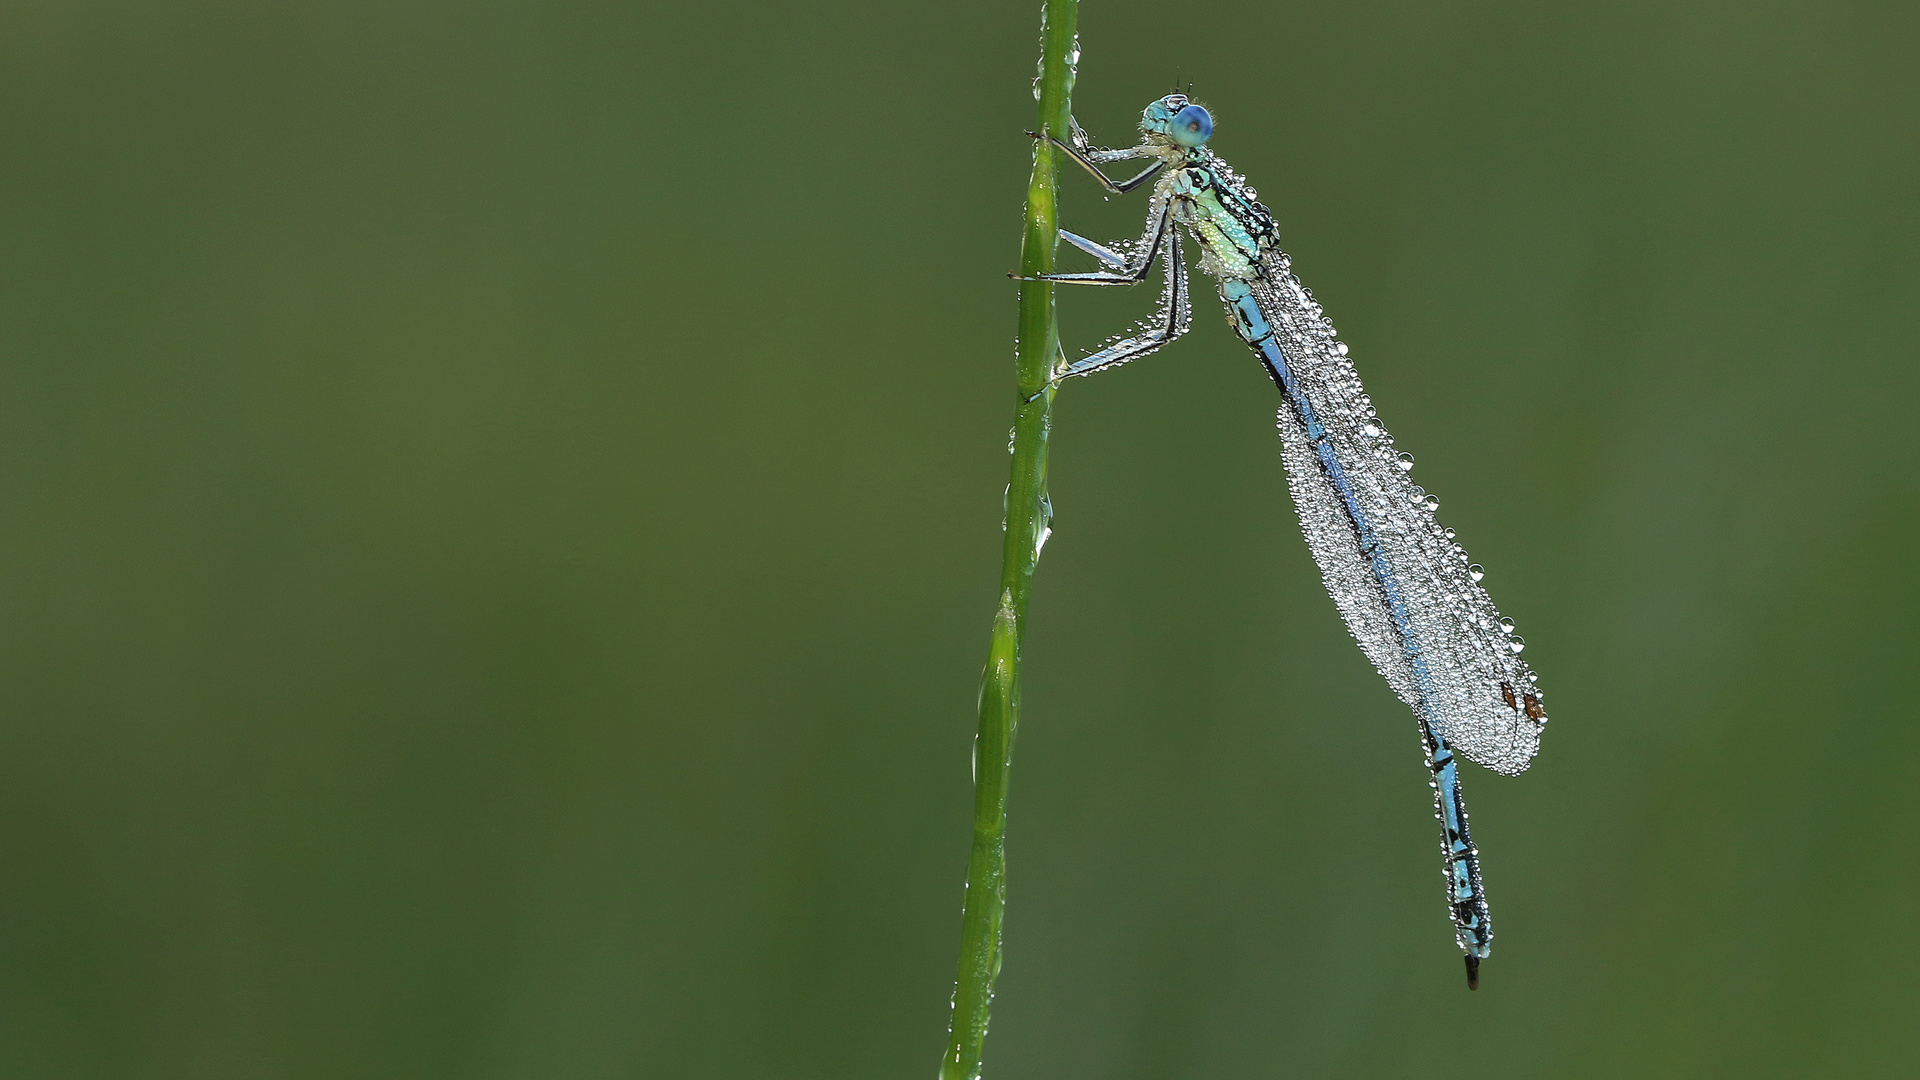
[939,1,1076,1077]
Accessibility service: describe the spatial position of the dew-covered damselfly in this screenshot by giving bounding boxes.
[1023,95,1549,989]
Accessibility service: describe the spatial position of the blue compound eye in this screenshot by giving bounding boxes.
[1171,104,1212,147]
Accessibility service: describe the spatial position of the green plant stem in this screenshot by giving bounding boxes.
[940,2,1075,1078]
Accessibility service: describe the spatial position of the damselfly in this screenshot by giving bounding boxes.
[1025,95,1548,988]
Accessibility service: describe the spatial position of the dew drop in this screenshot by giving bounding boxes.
[1468,564,1485,583]
[1498,617,1515,635]
[1397,452,1415,472]
[1507,636,1526,654]
[1335,342,1350,356]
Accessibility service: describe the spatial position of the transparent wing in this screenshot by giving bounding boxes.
[1250,253,1546,775]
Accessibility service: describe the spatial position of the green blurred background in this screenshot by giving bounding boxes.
[2,0,1916,1076]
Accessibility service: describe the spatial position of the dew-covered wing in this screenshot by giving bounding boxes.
[1251,252,1546,775]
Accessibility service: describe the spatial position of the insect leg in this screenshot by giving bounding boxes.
[1045,231,1190,386]
[1027,131,1165,194]
[1018,200,1171,287]
[1060,229,1130,268]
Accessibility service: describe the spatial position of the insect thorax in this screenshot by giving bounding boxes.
[1167,156,1279,282]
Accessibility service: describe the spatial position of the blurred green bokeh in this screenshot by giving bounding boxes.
[2,1,1917,1077]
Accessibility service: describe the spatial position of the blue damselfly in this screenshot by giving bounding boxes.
[1025,95,1548,988]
